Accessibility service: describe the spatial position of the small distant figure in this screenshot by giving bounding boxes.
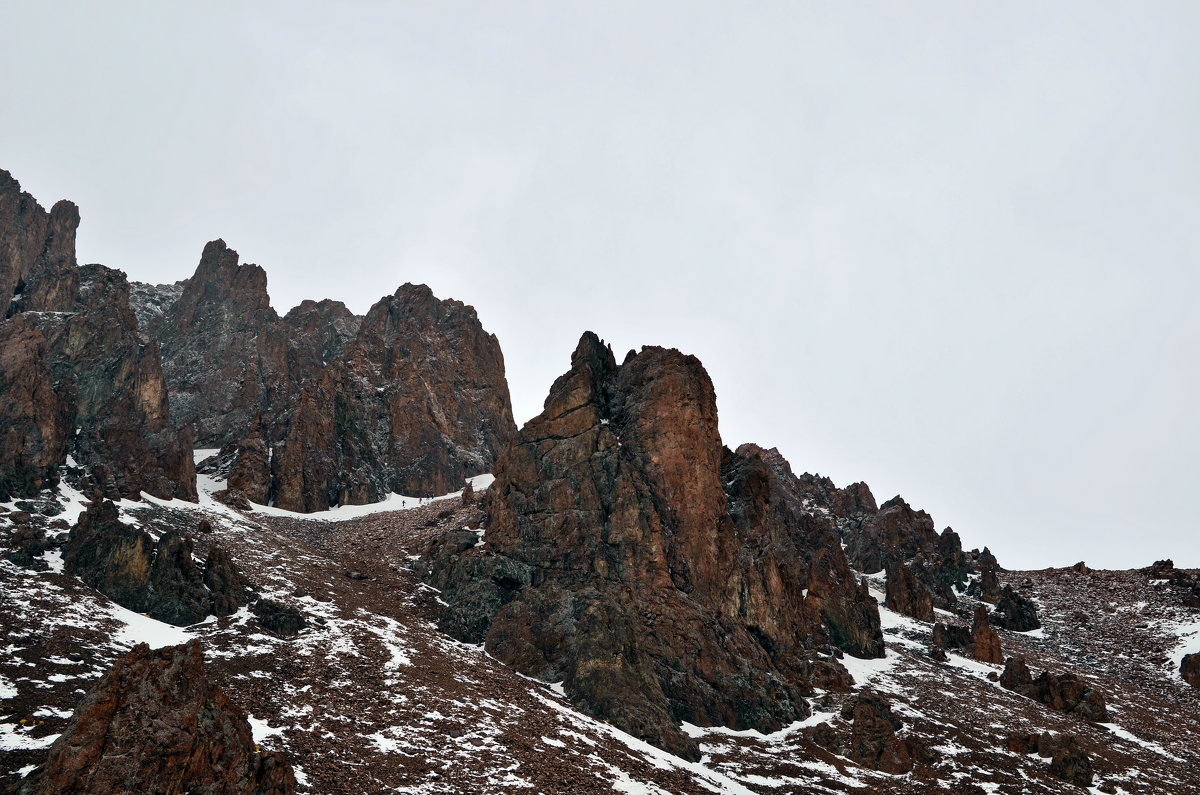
[462,479,475,507]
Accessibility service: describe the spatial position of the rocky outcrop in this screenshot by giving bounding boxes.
[252,598,306,637]
[15,640,294,794]
[970,605,1003,664]
[980,565,1002,604]
[843,493,971,616]
[136,240,366,450]
[63,501,249,625]
[993,584,1041,631]
[929,607,1002,664]
[844,496,938,575]
[0,173,194,502]
[134,237,515,512]
[0,170,77,318]
[429,332,881,759]
[142,240,287,447]
[225,422,272,504]
[1000,657,1109,722]
[204,542,250,618]
[831,481,878,517]
[1182,653,1200,688]
[885,558,934,622]
[1049,735,1095,788]
[843,690,916,774]
[270,284,515,511]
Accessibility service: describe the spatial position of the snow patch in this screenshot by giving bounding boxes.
[108,603,193,650]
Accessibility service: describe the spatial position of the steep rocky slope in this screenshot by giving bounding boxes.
[268,283,515,511]
[132,239,362,449]
[3,462,1199,794]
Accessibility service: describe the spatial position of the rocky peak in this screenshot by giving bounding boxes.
[281,298,361,372]
[432,332,881,759]
[266,282,515,511]
[150,240,285,447]
[0,171,194,502]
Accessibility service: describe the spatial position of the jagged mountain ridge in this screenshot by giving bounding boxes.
[2,167,1200,793]
[131,238,517,511]
[0,169,517,513]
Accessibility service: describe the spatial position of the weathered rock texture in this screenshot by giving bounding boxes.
[0,316,71,500]
[843,690,917,774]
[970,604,1003,664]
[15,640,294,795]
[63,500,249,625]
[885,558,934,622]
[1182,652,1200,689]
[429,332,882,759]
[1000,656,1109,722]
[270,283,515,511]
[993,584,1042,631]
[134,240,516,512]
[134,240,363,450]
[0,171,195,502]
[1049,735,1095,788]
[0,170,77,319]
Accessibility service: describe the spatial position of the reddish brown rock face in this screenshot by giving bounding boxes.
[271,283,516,511]
[970,604,1004,664]
[148,239,292,447]
[0,316,71,500]
[0,172,195,502]
[15,640,294,795]
[844,690,916,774]
[0,170,77,318]
[885,558,935,622]
[437,332,882,758]
[137,240,515,512]
[140,241,364,450]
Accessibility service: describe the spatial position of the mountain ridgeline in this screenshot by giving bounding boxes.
[5,167,1199,794]
[0,170,517,511]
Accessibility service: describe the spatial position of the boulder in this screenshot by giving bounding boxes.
[1182,653,1200,688]
[1000,656,1108,721]
[252,599,306,637]
[64,501,248,626]
[14,640,294,794]
[1049,735,1094,788]
[992,585,1041,632]
[844,690,914,774]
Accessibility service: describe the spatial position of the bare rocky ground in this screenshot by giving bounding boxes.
[3,471,1199,794]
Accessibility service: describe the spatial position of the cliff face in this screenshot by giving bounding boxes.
[270,283,516,511]
[146,239,289,448]
[0,171,76,320]
[431,333,882,759]
[0,172,195,502]
[134,239,515,512]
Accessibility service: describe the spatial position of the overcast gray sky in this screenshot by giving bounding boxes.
[3,1,1197,568]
